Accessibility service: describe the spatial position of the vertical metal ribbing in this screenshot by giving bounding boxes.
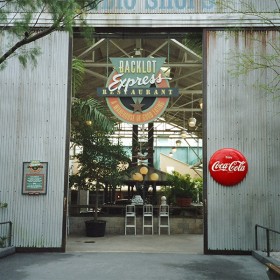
[0,31,69,248]
[206,30,280,252]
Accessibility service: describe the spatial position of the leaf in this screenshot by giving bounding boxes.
[0,0,102,68]
[72,57,85,96]
[72,97,115,132]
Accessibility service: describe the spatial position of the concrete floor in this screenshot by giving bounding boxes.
[66,233,204,254]
[0,234,272,280]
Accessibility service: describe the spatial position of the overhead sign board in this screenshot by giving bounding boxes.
[98,57,178,124]
[96,0,215,12]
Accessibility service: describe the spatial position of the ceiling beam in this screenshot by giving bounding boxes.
[172,69,202,83]
[183,81,203,90]
[109,39,131,57]
[180,90,202,94]
[170,39,202,61]
[84,62,201,67]
[78,38,106,58]
[166,108,202,112]
[84,69,108,81]
[148,41,168,57]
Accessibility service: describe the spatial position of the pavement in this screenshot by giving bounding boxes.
[66,233,204,253]
[0,234,275,280]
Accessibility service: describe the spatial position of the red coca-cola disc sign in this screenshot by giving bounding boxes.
[209,148,248,186]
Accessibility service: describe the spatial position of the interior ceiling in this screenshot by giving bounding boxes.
[73,32,203,139]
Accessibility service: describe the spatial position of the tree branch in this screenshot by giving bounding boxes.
[0,1,101,66]
[0,15,64,65]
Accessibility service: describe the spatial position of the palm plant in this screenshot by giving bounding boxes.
[70,57,127,236]
[72,58,85,98]
[71,57,115,132]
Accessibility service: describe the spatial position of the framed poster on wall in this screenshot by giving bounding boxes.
[22,161,48,195]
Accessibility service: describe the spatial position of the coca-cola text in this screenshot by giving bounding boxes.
[211,161,246,172]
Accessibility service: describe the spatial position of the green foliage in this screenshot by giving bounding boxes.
[193,177,203,203]
[166,171,202,203]
[72,58,85,97]
[18,47,42,68]
[183,33,203,57]
[0,202,8,208]
[167,171,195,197]
[70,119,131,219]
[215,0,280,95]
[70,122,130,189]
[71,57,115,132]
[71,97,115,132]
[228,40,280,94]
[0,0,102,68]
[0,236,7,248]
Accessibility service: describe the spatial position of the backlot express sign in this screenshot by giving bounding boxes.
[98,57,179,124]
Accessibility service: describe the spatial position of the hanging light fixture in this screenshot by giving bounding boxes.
[188,117,197,127]
[176,140,182,147]
[140,166,149,175]
[188,93,197,127]
[181,130,187,138]
[150,173,159,181]
[132,172,143,181]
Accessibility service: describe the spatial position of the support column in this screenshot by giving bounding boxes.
[148,122,154,167]
[132,125,138,166]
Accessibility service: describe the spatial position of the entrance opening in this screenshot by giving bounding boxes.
[68,30,203,253]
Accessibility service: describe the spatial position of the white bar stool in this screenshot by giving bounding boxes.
[125,204,136,235]
[158,204,170,235]
[143,204,153,235]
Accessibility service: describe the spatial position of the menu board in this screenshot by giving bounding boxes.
[22,161,48,195]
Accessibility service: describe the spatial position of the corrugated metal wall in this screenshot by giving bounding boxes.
[205,30,280,252]
[0,31,70,248]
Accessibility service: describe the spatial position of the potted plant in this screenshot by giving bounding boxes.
[166,171,197,207]
[70,117,130,237]
[70,58,128,237]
